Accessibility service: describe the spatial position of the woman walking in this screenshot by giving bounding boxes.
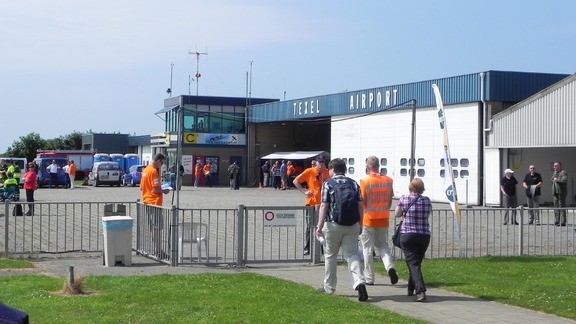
[395,178,432,302]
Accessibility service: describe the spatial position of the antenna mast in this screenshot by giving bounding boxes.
[188,51,207,95]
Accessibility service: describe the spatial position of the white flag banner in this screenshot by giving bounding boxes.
[432,84,461,233]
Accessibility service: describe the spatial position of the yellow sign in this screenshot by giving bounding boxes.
[164,132,170,144]
[184,132,197,144]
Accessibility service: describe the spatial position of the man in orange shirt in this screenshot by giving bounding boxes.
[203,162,212,187]
[141,153,171,259]
[359,156,397,285]
[68,160,77,189]
[194,162,202,187]
[286,161,295,189]
[294,154,330,255]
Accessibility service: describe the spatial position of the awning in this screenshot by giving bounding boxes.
[155,104,179,114]
[261,151,328,160]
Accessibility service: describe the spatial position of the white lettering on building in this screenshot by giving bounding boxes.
[349,89,398,110]
[293,99,320,116]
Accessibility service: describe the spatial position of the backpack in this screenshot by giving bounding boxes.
[13,204,23,216]
[328,177,361,225]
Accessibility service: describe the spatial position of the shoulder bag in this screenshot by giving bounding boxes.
[392,195,421,248]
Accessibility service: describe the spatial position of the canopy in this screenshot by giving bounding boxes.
[155,104,179,114]
[261,151,328,160]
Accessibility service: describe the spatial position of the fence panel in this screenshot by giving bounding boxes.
[242,206,314,264]
[2,201,136,254]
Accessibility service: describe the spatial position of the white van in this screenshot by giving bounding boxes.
[1,157,28,186]
[88,162,122,187]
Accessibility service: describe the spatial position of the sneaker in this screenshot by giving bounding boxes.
[303,249,310,256]
[415,292,427,302]
[388,268,399,285]
[365,282,374,286]
[503,222,507,225]
[535,221,541,225]
[407,288,415,296]
[514,222,519,225]
[356,283,368,302]
[528,221,533,225]
[317,287,333,295]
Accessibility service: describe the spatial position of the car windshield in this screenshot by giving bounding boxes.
[99,164,120,170]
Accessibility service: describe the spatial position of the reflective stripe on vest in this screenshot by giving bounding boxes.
[365,182,393,213]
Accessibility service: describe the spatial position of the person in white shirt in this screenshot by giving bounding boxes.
[46,160,60,189]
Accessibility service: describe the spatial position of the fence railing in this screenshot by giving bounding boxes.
[389,206,576,259]
[2,200,136,254]
[2,200,575,266]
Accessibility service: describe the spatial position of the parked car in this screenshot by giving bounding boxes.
[88,162,122,187]
[122,164,146,187]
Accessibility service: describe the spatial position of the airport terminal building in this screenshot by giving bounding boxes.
[249,71,574,206]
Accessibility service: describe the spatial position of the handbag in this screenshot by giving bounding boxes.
[392,195,421,248]
[392,220,403,248]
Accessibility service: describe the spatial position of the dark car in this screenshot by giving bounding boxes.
[122,165,146,187]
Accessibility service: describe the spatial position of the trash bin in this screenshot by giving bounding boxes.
[102,215,133,266]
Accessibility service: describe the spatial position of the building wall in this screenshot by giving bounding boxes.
[331,102,481,204]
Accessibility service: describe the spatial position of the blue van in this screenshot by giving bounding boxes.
[34,158,68,188]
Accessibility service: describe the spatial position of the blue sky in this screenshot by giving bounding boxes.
[1,0,574,153]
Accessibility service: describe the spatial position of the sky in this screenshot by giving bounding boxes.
[1,0,575,153]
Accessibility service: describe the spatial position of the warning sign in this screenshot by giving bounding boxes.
[263,210,297,227]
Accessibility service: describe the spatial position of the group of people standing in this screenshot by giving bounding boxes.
[294,154,432,303]
[193,161,213,188]
[500,162,568,226]
[260,160,302,190]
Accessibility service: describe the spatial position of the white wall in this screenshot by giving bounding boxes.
[331,103,480,204]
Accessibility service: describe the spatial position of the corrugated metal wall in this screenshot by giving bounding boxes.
[249,71,568,124]
[489,74,576,148]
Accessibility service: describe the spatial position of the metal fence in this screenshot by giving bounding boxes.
[2,200,575,266]
[2,200,136,254]
[389,206,576,259]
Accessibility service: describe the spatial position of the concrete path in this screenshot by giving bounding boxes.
[12,254,574,324]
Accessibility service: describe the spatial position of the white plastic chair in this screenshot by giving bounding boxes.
[178,222,209,263]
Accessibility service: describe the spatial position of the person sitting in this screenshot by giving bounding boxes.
[1,172,19,201]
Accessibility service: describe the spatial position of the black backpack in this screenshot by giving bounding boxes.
[328,177,361,225]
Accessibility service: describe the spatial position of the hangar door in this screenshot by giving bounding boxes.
[485,148,501,206]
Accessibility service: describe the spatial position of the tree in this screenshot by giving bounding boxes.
[1,131,84,161]
[2,132,46,162]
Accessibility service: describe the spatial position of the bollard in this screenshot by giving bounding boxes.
[69,266,75,285]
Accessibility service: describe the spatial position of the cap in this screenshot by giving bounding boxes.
[504,168,514,174]
[315,154,325,162]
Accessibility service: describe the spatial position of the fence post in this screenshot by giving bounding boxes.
[4,201,9,254]
[518,206,524,256]
[311,206,322,265]
[135,200,141,254]
[236,204,245,267]
[170,205,178,267]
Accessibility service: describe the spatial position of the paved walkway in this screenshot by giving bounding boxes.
[14,254,574,324]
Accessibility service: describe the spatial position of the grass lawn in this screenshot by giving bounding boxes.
[0,259,420,323]
[376,255,576,320]
[3,256,575,322]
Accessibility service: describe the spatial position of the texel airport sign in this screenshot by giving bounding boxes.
[263,210,296,227]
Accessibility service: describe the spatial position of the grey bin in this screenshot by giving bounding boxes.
[102,216,133,266]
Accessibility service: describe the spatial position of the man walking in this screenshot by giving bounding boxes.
[523,165,542,225]
[551,162,568,226]
[500,168,518,225]
[316,158,368,301]
[360,156,398,285]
